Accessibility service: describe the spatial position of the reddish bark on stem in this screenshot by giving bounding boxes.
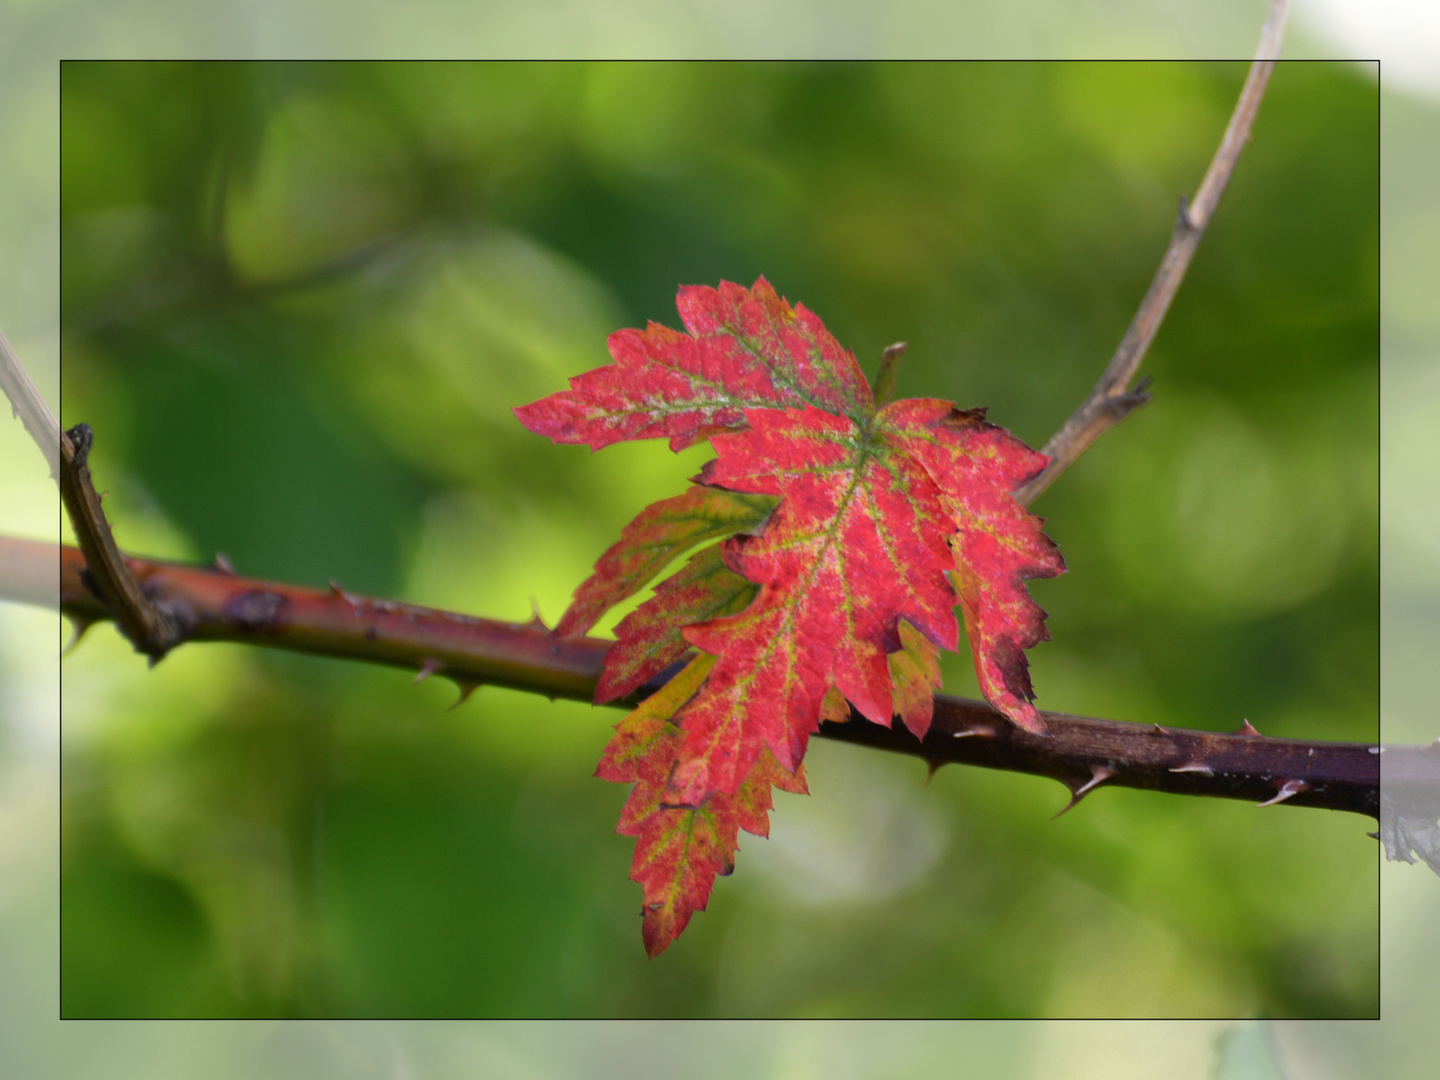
[33,536,1379,820]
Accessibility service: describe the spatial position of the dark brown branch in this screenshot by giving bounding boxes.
[15,535,1379,819]
[1013,0,1289,508]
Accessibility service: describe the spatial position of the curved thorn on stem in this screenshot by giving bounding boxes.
[1257,778,1310,808]
[1054,765,1118,819]
[414,658,444,684]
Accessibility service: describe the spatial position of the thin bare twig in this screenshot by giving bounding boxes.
[0,324,61,482]
[1013,0,1290,508]
[8,535,1379,820]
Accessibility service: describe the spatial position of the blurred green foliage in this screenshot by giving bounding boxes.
[58,61,1377,1017]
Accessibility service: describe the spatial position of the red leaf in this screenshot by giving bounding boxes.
[519,279,1064,952]
[889,618,943,741]
[597,654,805,957]
[556,486,777,639]
[881,399,1064,735]
[667,398,1050,801]
[513,277,873,452]
[595,543,759,705]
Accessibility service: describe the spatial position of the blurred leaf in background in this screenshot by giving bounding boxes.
[54,60,1376,1017]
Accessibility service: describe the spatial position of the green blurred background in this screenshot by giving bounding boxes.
[41,59,1379,1019]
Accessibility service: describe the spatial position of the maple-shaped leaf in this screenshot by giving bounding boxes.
[596,654,806,957]
[517,277,1063,952]
[664,398,1059,802]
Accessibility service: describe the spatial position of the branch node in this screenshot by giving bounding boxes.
[1176,194,1198,232]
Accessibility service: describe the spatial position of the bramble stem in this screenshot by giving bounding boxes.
[7,535,1380,820]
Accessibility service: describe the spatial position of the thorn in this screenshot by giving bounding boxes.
[447,679,483,710]
[923,758,944,785]
[1053,765,1116,819]
[523,595,550,632]
[414,658,444,684]
[61,617,98,658]
[951,725,994,739]
[1151,723,1169,735]
[212,552,236,575]
[329,579,361,607]
[1168,760,1214,775]
[1234,718,1262,737]
[1256,778,1310,808]
[1366,831,1379,841]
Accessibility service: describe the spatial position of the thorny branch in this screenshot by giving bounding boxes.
[6,535,1382,820]
[1014,0,1290,507]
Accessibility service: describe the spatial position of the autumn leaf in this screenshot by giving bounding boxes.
[555,485,777,640]
[595,542,761,705]
[513,277,872,452]
[517,276,1062,952]
[596,653,806,957]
